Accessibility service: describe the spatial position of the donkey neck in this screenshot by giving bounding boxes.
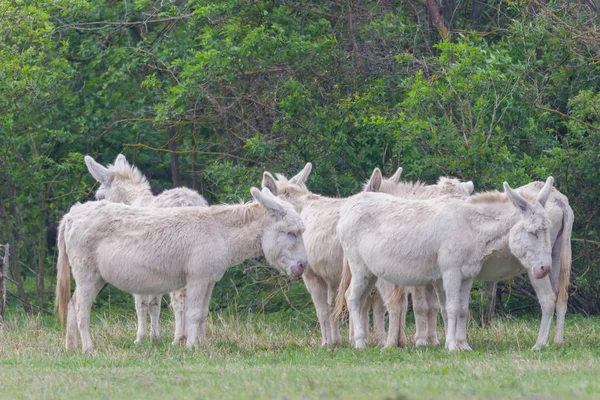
[123,186,154,206]
[286,192,327,213]
[207,203,266,268]
[465,200,520,260]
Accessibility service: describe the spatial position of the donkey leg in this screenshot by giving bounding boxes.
[66,295,79,350]
[347,271,376,350]
[185,280,216,349]
[384,288,407,348]
[303,271,332,346]
[552,241,568,346]
[425,284,440,345]
[442,271,462,351]
[360,292,373,345]
[456,278,474,351]
[74,279,105,354]
[148,294,161,341]
[433,280,447,335]
[398,292,408,348]
[372,290,387,346]
[528,272,556,350]
[327,284,342,346]
[411,286,429,347]
[554,297,567,346]
[170,288,187,345]
[134,294,149,345]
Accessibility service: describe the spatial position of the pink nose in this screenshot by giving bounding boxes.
[290,261,307,278]
[532,265,551,279]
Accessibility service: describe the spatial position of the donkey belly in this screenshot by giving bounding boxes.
[365,256,441,287]
[99,260,185,295]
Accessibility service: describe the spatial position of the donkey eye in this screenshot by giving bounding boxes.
[287,232,296,239]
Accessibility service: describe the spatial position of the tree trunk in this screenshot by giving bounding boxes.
[470,0,485,29]
[37,189,47,307]
[441,0,457,31]
[481,281,498,327]
[1,243,8,320]
[346,0,364,70]
[7,186,31,313]
[416,0,451,40]
[167,126,181,188]
[191,123,198,191]
[382,0,393,13]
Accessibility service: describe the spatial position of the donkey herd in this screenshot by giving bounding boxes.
[55,154,573,354]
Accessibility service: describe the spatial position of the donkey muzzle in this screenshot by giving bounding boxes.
[532,265,551,279]
[289,260,308,278]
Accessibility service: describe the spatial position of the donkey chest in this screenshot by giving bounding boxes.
[477,251,522,281]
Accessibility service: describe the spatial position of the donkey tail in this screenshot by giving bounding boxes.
[557,203,574,308]
[386,286,406,310]
[55,219,71,330]
[333,255,352,320]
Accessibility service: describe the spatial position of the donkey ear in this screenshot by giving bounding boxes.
[85,155,113,185]
[536,176,554,207]
[261,172,278,196]
[504,182,532,215]
[114,154,127,166]
[289,163,312,185]
[389,167,403,184]
[251,187,285,217]
[460,181,475,196]
[364,168,383,192]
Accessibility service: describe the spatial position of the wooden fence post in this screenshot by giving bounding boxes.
[0,243,9,321]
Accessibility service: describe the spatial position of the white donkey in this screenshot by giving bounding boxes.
[85,154,208,345]
[261,163,471,347]
[386,179,574,350]
[261,163,353,346]
[363,168,474,348]
[335,177,555,351]
[464,181,573,349]
[56,187,308,352]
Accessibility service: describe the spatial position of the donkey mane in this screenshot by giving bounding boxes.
[207,201,263,224]
[108,160,148,185]
[467,190,536,204]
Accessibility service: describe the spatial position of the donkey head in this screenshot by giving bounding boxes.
[505,177,554,279]
[363,168,473,200]
[84,154,151,204]
[436,177,475,198]
[250,187,308,279]
[363,167,402,193]
[261,163,315,212]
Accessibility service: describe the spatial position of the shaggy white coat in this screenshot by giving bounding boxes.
[55,187,307,352]
[85,154,208,345]
[335,178,555,351]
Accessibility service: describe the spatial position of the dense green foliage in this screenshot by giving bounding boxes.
[1,0,599,316]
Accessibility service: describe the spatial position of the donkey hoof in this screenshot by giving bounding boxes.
[355,340,368,350]
[134,336,146,345]
[415,338,428,347]
[447,342,459,351]
[457,342,472,351]
[172,336,186,346]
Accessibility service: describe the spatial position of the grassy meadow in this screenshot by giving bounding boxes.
[1,310,600,400]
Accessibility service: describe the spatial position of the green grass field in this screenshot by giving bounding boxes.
[1,310,600,400]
